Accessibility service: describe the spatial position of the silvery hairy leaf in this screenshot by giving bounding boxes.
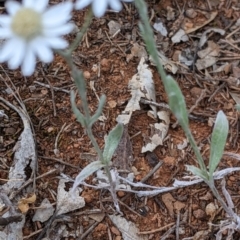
[72,160,105,191]
[103,123,124,164]
[209,111,228,177]
[164,75,189,130]
[186,165,209,181]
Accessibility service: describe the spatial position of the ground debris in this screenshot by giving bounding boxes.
[2,0,240,238]
[32,198,54,222]
[109,215,148,240]
[117,57,156,124]
[56,179,85,215]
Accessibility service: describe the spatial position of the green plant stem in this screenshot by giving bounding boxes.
[134,0,165,78]
[72,68,116,201]
[86,127,104,161]
[68,9,93,53]
[56,9,93,67]
[70,68,104,162]
[71,68,116,208]
[208,181,235,217]
[134,0,207,171]
[56,7,119,212]
[72,69,91,120]
[104,166,117,199]
[86,129,116,210]
[56,49,74,69]
[135,0,235,219]
[184,129,207,171]
[59,8,113,180]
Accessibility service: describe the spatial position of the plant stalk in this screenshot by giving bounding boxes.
[135,0,236,221]
[68,9,93,53]
[208,180,235,217]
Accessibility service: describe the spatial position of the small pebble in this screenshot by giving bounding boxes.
[227,180,233,187]
[229,176,235,181]
[117,191,125,197]
[205,202,217,218]
[193,209,206,219]
[83,71,91,79]
[185,8,197,18]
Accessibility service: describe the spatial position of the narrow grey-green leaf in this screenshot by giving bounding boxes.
[209,111,228,176]
[164,75,189,130]
[186,165,209,181]
[103,123,124,164]
[72,160,105,191]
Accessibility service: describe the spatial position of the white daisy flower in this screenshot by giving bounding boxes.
[75,0,133,18]
[0,0,74,76]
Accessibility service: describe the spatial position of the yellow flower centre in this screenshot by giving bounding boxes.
[11,8,42,40]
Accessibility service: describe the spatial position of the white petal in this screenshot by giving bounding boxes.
[92,0,108,17]
[21,46,36,76]
[0,28,13,38]
[32,0,49,13]
[22,0,35,8]
[30,38,53,63]
[8,39,26,69]
[43,23,74,37]
[44,37,68,49]
[0,16,11,27]
[42,2,73,27]
[75,0,92,10]
[5,1,21,16]
[0,38,20,62]
[109,0,122,11]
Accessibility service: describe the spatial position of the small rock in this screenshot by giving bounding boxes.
[162,193,175,217]
[174,201,185,212]
[108,100,117,108]
[193,209,206,219]
[199,192,212,201]
[185,8,197,18]
[172,50,181,62]
[81,189,94,203]
[190,87,202,99]
[163,156,176,166]
[47,127,54,133]
[95,223,107,232]
[205,202,217,219]
[227,180,233,187]
[229,176,235,181]
[83,71,91,79]
[101,58,111,72]
[117,191,125,198]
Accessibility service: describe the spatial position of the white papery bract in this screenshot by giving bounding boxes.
[75,0,133,17]
[0,0,74,76]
